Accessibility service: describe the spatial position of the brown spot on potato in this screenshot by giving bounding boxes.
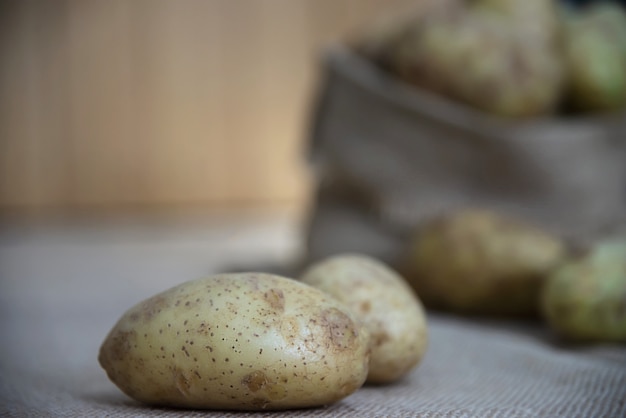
[319,308,358,351]
[280,317,300,344]
[242,370,268,392]
[373,331,391,347]
[172,367,191,399]
[241,371,288,403]
[263,288,285,313]
[139,295,169,322]
[197,322,210,335]
[100,330,136,363]
[359,301,372,314]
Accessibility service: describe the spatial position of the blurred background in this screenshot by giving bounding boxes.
[0,0,421,220]
[1,0,625,297]
[1,0,625,269]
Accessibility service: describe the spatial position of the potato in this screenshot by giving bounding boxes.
[387,0,563,117]
[99,273,371,410]
[404,210,566,316]
[541,240,626,342]
[562,3,626,113]
[300,254,428,384]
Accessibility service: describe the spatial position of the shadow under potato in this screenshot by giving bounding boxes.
[82,389,352,415]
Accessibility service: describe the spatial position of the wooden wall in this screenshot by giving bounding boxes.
[0,0,417,215]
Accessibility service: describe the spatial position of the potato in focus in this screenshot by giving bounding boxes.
[99,273,371,410]
[301,254,428,384]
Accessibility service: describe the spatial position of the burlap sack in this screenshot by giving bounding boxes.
[305,45,626,266]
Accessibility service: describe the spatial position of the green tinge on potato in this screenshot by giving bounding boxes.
[563,2,626,112]
[541,240,626,342]
[99,273,371,410]
[301,254,428,384]
[404,209,566,316]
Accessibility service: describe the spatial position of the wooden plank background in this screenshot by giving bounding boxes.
[0,0,417,215]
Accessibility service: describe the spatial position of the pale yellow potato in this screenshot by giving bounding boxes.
[99,273,370,410]
[300,254,428,384]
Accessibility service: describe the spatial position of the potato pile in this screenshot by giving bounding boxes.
[99,212,624,410]
[402,209,626,342]
[355,0,626,117]
[99,264,428,410]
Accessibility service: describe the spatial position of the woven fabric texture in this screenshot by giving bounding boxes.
[1,219,625,417]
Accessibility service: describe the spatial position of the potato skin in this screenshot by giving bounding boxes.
[99,273,370,410]
[404,210,566,316]
[541,241,626,342]
[300,254,428,384]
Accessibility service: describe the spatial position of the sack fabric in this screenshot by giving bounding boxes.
[305,46,626,266]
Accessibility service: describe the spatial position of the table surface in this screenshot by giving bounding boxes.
[1,213,625,418]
